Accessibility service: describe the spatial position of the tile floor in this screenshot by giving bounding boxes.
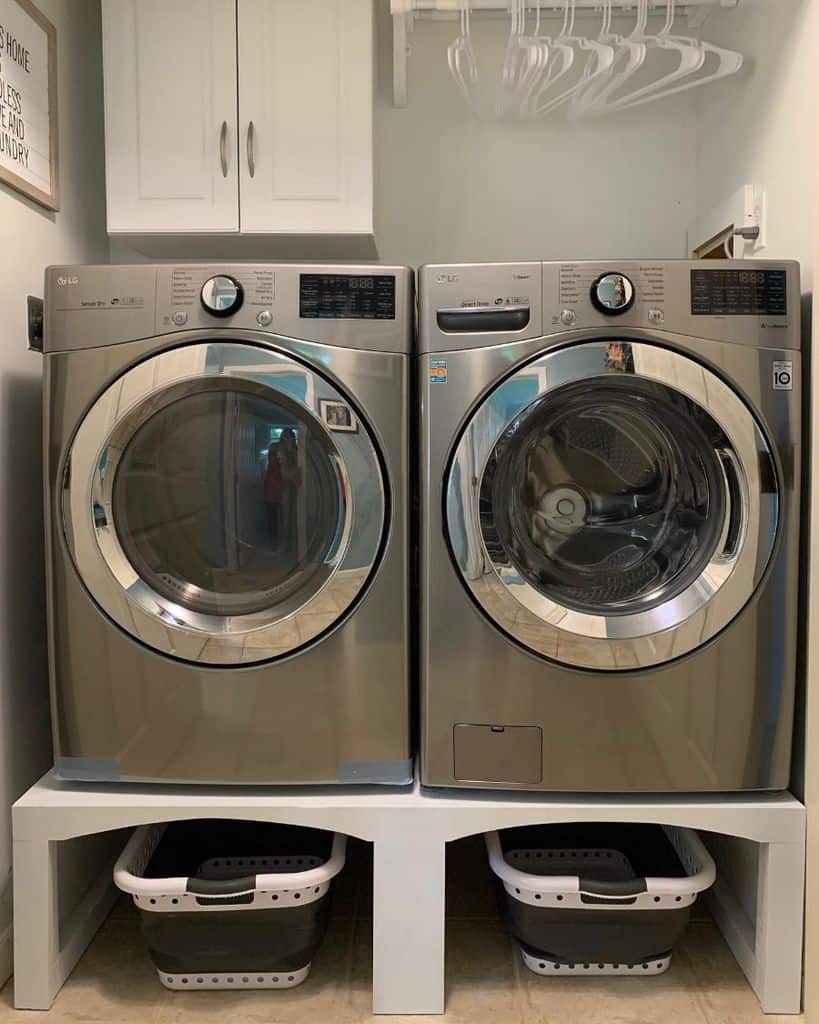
[0,836,802,1024]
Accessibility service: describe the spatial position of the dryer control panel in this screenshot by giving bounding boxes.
[43,263,413,354]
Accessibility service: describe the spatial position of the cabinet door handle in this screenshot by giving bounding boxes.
[246,121,256,179]
[219,121,229,177]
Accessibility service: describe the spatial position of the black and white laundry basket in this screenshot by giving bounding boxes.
[114,819,347,991]
[486,823,716,976]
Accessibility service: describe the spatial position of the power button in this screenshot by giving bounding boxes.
[256,310,273,327]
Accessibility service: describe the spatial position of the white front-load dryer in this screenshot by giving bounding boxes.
[419,260,801,792]
[45,263,412,785]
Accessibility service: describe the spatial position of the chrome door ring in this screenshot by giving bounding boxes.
[445,340,779,671]
[63,341,387,666]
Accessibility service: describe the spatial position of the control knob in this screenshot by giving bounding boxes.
[201,275,244,317]
[591,273,635,316]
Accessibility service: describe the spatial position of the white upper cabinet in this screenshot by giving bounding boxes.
[102,0,239,234]
[237,0,373,235]
[101,0,373,238]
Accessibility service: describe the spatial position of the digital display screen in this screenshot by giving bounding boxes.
[691,269,787,316]
[299,274,396,320]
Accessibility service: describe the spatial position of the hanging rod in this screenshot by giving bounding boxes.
[392,0,738,11]
[391,0,740,106]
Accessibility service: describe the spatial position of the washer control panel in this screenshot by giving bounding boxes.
[418,261,800,354]
[690,268,787,316]
[540,260,799,351]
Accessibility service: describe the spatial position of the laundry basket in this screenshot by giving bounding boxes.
[486,823,716,976]
[114,819,347,990]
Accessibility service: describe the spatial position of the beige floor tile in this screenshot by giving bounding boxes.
[677,920,802,1024]
[0,913,168,1024]
[444,917,525,1023]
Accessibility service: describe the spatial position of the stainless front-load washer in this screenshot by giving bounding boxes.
[419,260,801,792]
[45,263,412,785]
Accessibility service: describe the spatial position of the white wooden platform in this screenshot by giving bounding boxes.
[12,771,806,1015]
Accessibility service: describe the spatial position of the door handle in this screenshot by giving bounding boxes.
[246,121,256,179]
[219,121,229,177]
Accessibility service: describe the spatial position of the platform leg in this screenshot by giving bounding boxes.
[754,839,805,1014]
[13,838,59,1009]
[372,829,446,1014]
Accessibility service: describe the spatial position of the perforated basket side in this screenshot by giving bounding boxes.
[114,825,188,896]
[651,828,716,897]
[115,827,347,912]
[486,826,716,910]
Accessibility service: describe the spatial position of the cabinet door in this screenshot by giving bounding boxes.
[102,0,239,234]
[237,0,373,235]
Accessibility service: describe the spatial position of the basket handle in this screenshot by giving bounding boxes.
[579,877,647,901]
[186,875,256,898]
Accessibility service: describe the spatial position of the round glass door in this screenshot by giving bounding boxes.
[113,383,343,619]
[447,341,779,670]
[64,342,387,665]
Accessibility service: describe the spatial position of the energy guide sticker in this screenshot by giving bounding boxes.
[429,359,448,383]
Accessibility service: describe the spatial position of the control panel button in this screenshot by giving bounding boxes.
[256,310,273,327]
[591,273,635,316]
[171,310,188,326]
[560,309,577,327]
[648,308,665,325]
[201,275,244,318]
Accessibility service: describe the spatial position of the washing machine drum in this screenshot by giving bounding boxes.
[446,340,780,671]
[62,342,387,666]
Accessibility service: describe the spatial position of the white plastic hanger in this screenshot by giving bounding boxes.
[597,0,707,112]
[447,0,481,114]
[524,0,576,118]
[530,0,616,119]
[498,0,550,119]
[608,4,743,113]
[577,0,704,115]
[568,0,647,119]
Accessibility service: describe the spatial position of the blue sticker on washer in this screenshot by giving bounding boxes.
[429,359,448,383]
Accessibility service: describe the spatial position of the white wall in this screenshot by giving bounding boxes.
[694,0,818,286]
[0,0,107,984]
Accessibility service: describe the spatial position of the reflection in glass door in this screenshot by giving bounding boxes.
[113,383,343,619]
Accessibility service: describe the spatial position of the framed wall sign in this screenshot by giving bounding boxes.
[0,0,58,210]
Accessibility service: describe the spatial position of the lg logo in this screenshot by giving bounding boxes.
[56,275,79,286]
